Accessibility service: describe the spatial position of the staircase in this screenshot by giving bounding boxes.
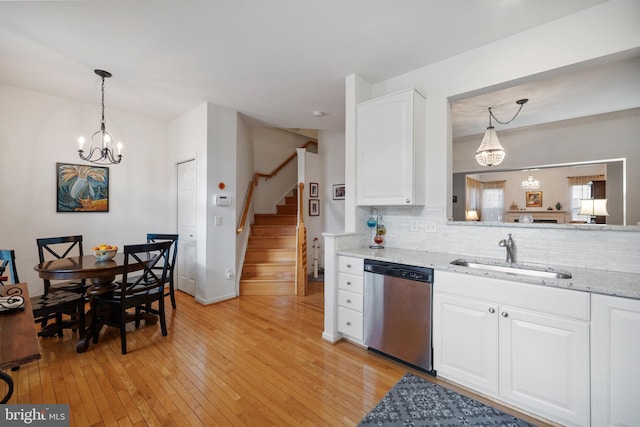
[240,195,297,295]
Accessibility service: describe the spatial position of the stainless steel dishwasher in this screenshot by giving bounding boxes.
[364,259,435,374]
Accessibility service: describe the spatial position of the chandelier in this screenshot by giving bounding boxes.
[77,70,123,165]
[475,99,528,167]
[521,175,540,190]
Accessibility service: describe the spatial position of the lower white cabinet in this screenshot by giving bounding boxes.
[591,294,640,426]
[336,256,364,341]
[434,271,590,427]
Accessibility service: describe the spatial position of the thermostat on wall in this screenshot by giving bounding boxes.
[214,195,231,206]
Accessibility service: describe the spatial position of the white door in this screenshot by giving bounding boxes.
[433,292,499,395]
[591,294,640,427]
[499,305,590,427]
[177,160,197,296]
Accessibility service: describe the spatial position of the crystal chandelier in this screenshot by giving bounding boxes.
[475,99,528,167]
[77,70,123,165]
[521,175,540,190]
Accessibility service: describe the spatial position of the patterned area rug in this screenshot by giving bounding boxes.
[358,373,536,427]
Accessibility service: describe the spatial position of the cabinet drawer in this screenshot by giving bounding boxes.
[338,272,364,293]
[338,256,363,274]
[338,289,364,312]
[337,307,363,340]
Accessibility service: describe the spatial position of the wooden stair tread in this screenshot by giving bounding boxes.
[241,195,299,295]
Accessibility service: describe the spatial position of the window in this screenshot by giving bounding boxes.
[481,186,504,222]
[571,184,592,222]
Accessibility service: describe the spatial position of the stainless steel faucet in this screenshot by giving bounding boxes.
[498,233,515,263]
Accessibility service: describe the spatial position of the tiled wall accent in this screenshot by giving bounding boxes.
[355,206,640,274]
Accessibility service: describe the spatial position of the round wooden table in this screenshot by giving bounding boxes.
[34,254,157,352]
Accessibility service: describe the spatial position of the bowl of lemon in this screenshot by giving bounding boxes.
[92,244,118,262]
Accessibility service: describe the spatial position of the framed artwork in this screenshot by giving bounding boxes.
[56,163,109,212]
[333,184,345,200]
[309,199,320,216]
[309,182,319,198]
[525,191,542,208]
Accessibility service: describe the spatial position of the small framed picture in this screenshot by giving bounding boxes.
[526,191,542,208]
[332,184,345,200]
[309,199,320,216]
[309,182,319,198]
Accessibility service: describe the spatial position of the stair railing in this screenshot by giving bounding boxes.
[295,181,308,296]
[236,140,317,234]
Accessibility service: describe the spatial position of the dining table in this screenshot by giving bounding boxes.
[34,254,157,353]
[0,284,41,403]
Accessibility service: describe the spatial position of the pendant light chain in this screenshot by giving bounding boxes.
[489,98,528,125]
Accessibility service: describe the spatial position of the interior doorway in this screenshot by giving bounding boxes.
[177,159,197,296]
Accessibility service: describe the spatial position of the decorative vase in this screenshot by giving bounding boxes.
[555,202,562,210]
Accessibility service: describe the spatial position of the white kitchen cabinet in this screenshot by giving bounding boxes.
[591,294,640,427]
[434,271,590,427]
[434,293,499,395]
[336,256,364,341]
[356,88,425,206]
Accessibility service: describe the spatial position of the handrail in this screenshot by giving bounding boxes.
[236,140,317,233]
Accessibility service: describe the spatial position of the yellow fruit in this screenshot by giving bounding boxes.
[92,246,100,251]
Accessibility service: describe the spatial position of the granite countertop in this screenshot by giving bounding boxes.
[337,247,640,300]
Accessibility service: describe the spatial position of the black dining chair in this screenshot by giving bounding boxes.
[91,241,172,354]
[146,233,179,309]
[0,249,85,339]
[36,235,87,294]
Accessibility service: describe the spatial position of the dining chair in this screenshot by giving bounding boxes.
[0,249,85,338]
[146,233,179,309]
[36,235,87,294]
[91,241,172,354]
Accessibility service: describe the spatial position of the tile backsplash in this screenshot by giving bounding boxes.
[355,206,640,274]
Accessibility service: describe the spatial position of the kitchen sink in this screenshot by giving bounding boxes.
[450,259,572,279]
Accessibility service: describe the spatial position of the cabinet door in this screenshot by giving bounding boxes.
[499,306,590,427]
[592,294,640,427]
[433,293,499,395]
[356,89,425,206]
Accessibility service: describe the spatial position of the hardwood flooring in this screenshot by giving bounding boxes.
[2,282,557,426]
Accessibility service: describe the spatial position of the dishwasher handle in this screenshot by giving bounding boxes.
[364,261,433,283]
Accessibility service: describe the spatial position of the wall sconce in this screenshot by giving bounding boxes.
[578,199,609,223]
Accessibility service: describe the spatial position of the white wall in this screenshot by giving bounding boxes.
[0,83,173,296]
[168,102,207,301]
[252,128,310,213]
[319,130,346,234]
[344,0,640,274]
[298,149,322,269]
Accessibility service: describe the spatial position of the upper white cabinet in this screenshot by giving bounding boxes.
[434,271,590,427]
[591,294,640,427]
[356,88,425,206]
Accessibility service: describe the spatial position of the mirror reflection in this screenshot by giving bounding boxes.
[451,54,640,227]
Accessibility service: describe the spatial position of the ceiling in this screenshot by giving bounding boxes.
[2,0,633,134]
[451,52,640,138]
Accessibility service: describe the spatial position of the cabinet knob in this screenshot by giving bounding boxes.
[488,308,495,313]
[406,199,410,204]
[346,264,352,268]
[346,281,352,285]
[346,299,351,304]
[346,321,351,326]
[501,312,509,318]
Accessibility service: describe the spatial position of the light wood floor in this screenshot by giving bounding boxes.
[3,283,556,426]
